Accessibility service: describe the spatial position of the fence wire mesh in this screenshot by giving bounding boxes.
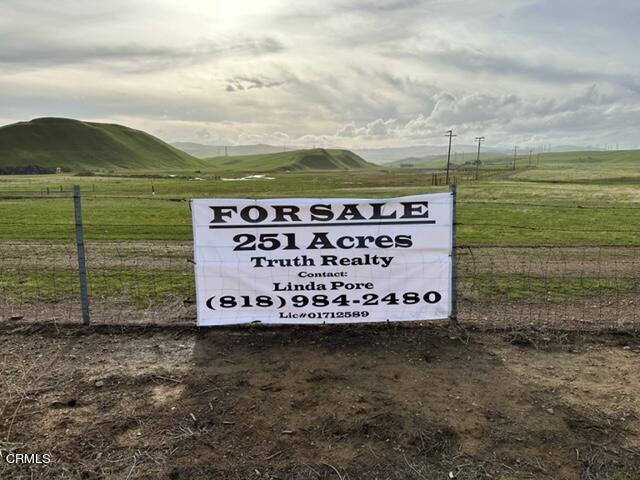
[1,190,638,330]
[457,245,640,330]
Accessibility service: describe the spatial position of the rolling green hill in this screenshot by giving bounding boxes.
[204,148,377,172]
[172,142,297,158]
[511,150,640,182]
[387,149,640,183]
[0,117,204,172]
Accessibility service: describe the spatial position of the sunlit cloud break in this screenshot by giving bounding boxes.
[1,0,639,149]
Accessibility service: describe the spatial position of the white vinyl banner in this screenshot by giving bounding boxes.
[191,193,453,326]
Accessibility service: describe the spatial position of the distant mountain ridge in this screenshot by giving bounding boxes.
[0,117,204,171]
[355,144,609,164]
[353,145,515,164]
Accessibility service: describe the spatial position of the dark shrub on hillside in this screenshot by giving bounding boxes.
[0,165,57,174]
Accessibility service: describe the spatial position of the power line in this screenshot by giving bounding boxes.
[475,136,485,180]
[445,129,457,184]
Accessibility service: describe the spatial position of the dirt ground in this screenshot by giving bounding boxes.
[1,320,640,480]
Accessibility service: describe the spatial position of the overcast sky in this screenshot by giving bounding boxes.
[2,0,639,149]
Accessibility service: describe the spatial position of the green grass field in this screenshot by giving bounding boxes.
[393,148,640,183]
[1,153,639,244]
[1,150,639,306]
[512,149,640,182]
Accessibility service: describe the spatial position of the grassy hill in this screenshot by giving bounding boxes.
[511,150,640,182]
[0,117,204,172]
[387,149,640,182]
[173,142,297,159]
[204,148,377,172]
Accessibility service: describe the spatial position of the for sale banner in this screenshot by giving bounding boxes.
[191,193,453,326]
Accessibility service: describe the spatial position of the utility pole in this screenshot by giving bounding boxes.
[513,145,518,170]
[528,148,533,166]
[475,136,485,180]
[224,146,228,157]
[445,129,456,184]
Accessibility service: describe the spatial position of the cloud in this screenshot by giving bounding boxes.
[336,118,398,138]
[331,84,640,145]
[225,76,286,92]
[1,0,639,148]
[337,0,424,12]
[0,37,284,71]
[381,42,640,91]
[236,131,291,145]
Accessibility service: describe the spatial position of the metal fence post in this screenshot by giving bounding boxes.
[73,185,90,325]
[449,183,458,328]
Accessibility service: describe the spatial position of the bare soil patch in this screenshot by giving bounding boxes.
[1,321,639,479]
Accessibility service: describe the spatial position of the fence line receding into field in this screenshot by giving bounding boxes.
[1,188,638,330]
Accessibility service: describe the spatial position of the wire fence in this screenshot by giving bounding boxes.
[1,189,639,330]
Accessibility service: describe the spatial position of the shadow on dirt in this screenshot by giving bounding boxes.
[1,321,639,479]
[165,323,640,479]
